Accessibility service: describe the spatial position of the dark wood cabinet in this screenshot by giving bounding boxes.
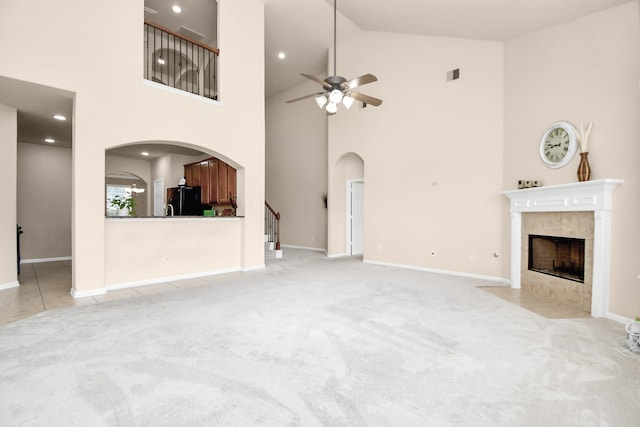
[184,163,193,186]
[184,157,236,205]
[199,160,211,204]
[184,162,201,187]
[227,166,236,204]
[192,163,201,186]
[217,161,229,204]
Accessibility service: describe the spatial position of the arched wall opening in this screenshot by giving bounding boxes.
[328,152,364,257]
[105,140,244,218]
[103,140,246,289]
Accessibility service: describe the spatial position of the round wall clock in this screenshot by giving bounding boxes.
[539,121,578,169]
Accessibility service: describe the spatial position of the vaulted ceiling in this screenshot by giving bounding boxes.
[265,0,631,98]
[1,0,631,153]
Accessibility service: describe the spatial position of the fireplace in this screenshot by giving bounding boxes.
[528,234,585,283]
[503,179,623,317]
[521,212,593,312]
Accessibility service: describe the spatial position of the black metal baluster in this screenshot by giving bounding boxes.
[191,42,194,94]
[152,26,156,82]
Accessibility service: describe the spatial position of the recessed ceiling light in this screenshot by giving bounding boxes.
[278,52,286,60]
[141,152,150,156]
[44,138,55,144]
[53,114,67,121]
[172,5,182,13]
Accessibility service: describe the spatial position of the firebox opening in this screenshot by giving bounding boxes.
[528,234,585,283]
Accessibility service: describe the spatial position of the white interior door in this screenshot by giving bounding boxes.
[153,178,164,216]
[349,181,364,255]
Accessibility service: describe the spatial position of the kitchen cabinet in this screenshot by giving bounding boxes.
[184,163,201,186]
[217,161,229,204]
[200,159,216,204]
[184,164,193,185]
[184,157,236,205]
[227,166,236,204]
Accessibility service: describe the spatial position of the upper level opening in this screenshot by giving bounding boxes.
[143,0,218,100]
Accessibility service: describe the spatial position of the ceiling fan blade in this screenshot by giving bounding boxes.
[342,73,377,90]
[301,73,331,89]
[348,91,383,107]
[286,92,324,104]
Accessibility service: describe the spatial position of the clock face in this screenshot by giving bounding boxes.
[543,128,570,163]
[539,121,578,169]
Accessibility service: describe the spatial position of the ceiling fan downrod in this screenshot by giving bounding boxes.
[284,0,383,113]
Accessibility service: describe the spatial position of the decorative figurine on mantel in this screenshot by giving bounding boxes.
[577,121,593,182]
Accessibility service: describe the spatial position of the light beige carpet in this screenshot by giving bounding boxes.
[0,249,637,426]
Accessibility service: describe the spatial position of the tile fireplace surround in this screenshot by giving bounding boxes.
[503,179,623,318]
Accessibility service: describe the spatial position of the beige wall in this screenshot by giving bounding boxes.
[17,143,72,260]
[0,0,265,294]
[266,79,328,250]
[503,1,640,318]
[328,31,505,277]
[0,103,17,288]
[104,218,242,286]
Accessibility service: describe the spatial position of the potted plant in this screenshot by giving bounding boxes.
[110,195,137,217]
[625,315,640,354]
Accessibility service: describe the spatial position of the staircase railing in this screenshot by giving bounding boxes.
[265,201,281,251]
[144,20,219,100]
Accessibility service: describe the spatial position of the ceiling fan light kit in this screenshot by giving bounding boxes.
[286,0,382,115]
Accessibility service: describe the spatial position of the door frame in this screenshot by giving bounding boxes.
[346,179,364,255]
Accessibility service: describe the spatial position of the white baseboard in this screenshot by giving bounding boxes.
[243,264,265,272]
[281,244,326,253]
[70,287,106,299]
[327,252,348,259]
[363,259,510,284]
[0,281,20,291]
[106,267,243,291]
[606,312,634,324]
[21,256,71,264]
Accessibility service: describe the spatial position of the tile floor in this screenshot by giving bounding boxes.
[1,261,591,327]
[480,285,591,319]
[0,261,241,327]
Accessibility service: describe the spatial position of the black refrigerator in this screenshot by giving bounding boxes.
[167,186,202,216]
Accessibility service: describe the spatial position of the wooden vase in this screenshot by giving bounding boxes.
[577,152,591,182]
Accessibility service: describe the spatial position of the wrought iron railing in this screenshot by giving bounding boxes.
[265,201,281,251]
[144,20,218,100]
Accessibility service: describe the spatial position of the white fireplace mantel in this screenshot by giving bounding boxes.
[502,179,623,318]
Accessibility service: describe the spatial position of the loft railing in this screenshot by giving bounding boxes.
[265,201,281,251]
[144,20,219,100]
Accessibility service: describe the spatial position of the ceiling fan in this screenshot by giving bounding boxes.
[286,0,382,115]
